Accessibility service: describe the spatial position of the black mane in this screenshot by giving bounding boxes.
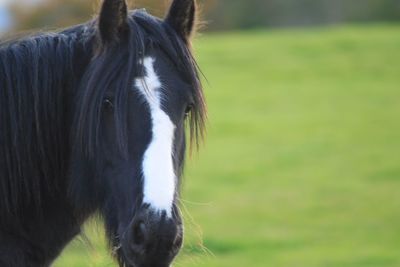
[0,10,205,219]
[0,24,93,216]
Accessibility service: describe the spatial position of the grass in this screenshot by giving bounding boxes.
[55,24,400,267]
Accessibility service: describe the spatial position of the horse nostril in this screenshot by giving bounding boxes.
[132,221,147,246]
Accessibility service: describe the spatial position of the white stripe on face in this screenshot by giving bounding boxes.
[134,57,176,217]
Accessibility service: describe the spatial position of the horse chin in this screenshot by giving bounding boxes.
[116,249,138,267]
[117,241,174,267]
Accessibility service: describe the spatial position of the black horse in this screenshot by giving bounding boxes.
[0,0,206,266]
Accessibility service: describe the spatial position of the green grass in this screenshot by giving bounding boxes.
[55,24,400,267]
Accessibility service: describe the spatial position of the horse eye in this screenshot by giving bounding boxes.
[103,98,114,110]
[184,104,193,118]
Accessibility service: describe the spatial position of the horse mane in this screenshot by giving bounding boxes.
[0,9,206,218]
[0,25,94,216]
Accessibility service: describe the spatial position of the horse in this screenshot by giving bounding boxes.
[0,0,206,266]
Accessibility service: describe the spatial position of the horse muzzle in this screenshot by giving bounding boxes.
[120,205,183,267]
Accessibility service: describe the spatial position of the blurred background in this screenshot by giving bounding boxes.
[1,0,400,32]
[1,0,400,267]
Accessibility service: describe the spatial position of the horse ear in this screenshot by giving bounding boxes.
[165,0,196,42]
[98,0,128,44]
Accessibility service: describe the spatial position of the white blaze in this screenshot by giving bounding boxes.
[135,57,176,217]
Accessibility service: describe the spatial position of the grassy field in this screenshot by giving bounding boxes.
[55,24,400,267]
